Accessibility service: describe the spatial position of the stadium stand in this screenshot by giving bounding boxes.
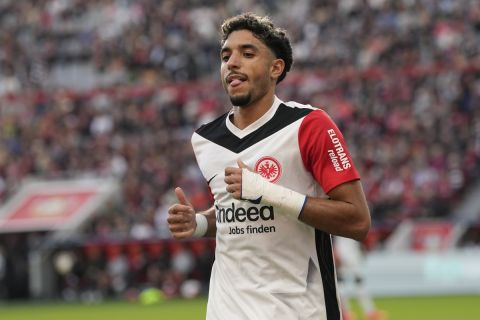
[0,0,479,300]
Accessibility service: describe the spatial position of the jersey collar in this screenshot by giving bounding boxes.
[225,96,283,139]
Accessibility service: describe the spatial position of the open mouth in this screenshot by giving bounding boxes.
[226,74,247,88]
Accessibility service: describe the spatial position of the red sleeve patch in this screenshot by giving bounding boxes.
[298,109,360,193]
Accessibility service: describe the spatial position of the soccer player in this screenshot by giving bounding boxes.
[335,236,387,320]
[167,13,371,320]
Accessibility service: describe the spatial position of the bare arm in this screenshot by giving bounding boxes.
[225,162,370,241]
[167,187,216,239]
[299,180,370,241]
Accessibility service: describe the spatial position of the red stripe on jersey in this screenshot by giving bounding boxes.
[298,110,360,193]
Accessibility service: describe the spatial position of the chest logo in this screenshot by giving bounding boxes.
[254,156,281,183]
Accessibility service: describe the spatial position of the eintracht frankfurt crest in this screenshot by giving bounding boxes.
[254,156,282,183]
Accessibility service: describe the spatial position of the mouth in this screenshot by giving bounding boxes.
[226,73,247,88]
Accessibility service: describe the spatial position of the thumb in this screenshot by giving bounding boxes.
[237,159,252,171]
[175,187,192,206]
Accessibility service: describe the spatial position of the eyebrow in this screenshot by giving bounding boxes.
[220,43,259,55]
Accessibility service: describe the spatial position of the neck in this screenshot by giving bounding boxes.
[232,90,275,130]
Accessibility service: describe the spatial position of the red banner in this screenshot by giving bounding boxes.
[0,179,117,233]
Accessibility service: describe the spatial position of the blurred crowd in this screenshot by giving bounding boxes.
[52,238,215,301]
[1,0,480,300]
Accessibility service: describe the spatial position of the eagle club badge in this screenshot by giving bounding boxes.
[254,156,282,183]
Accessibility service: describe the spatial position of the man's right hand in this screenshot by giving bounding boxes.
[167,187,196,239]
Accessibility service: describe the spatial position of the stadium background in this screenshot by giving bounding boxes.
[0,0,479,319]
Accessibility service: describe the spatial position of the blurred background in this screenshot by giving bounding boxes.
[0,0,479,318]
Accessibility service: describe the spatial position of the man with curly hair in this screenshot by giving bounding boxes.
[168,13,371,320]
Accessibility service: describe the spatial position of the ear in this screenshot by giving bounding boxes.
[270,58,285,82]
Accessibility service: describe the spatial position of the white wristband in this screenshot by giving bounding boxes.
[193,213,208,238]
[241,168,307,219]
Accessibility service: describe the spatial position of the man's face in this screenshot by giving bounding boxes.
[220,30,277,107]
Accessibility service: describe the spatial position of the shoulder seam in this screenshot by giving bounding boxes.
[283,100,318,110]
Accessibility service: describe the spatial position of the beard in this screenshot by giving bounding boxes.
[229,93,252,107]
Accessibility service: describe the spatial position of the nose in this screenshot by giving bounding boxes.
[226,52,240,69]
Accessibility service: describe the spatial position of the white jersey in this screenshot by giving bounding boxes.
[191,96,360,320]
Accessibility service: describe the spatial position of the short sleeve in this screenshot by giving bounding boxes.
[298,109,360,193]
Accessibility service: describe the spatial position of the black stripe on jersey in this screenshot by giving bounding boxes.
[315,230,341,320]
[195,103,313,153]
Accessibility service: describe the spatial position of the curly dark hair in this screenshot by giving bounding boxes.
[220,13,293,84]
